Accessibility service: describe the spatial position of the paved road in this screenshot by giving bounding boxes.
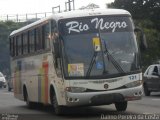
[0,88,160,120]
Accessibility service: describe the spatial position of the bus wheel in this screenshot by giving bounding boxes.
[24,89,35,109]
[115,101,127,111]
[51,93,64,115]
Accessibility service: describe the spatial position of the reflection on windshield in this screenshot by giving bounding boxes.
[0,73,3,77]
[61,32,139,78]
[101,32,139,73]
[59,16,140,78]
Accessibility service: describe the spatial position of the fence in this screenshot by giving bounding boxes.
[0,12,54,22]
[0,0,76,22]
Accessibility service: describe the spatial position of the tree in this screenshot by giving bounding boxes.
[107,0,160,69]
[0,21,25,75]
[107,0,160,30]
[79,3,99,10]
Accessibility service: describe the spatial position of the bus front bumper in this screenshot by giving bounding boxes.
[65,85,143,106]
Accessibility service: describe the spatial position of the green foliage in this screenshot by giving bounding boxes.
[141,27,160,68]
[0,21,25,75]
[108,0,160,30]
[107,0,160,69]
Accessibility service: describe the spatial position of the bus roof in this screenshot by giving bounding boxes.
[10,9,131,36]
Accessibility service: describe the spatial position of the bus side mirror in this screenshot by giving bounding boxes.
[134,27,148,51]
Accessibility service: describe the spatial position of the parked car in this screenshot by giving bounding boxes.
[0,72,7,88]
[143,64,160,96]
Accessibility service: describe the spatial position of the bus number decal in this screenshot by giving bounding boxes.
[129,75,137,80]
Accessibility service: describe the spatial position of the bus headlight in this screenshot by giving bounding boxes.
[125,80,142,88]
[66,87,87,93]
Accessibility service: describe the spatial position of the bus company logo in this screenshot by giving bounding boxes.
[104,84,109,90]
[65,17,128,34]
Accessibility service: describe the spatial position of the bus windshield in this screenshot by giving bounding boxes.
[58,16,140,79]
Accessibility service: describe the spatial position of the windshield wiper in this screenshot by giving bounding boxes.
[102,35,126,74]
[86,31,126,78]
[97,28,125,74]
[86,45,98,77]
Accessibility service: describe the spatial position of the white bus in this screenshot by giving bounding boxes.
[9,9,145,115]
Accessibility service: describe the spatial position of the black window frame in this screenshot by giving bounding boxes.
[10,20,52,58]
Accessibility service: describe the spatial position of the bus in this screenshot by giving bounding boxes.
[9,9,146,115]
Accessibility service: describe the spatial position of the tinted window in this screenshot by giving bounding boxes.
[153,66,158,74]
[43,23,50,49]
[14,36,18,56]
[51,20,58,53]
[10,37,14,56]
[59,16,140,78]
[147,66,154,75]
[29,30,35,52]
[17,35,22,55]
[36,27,43,50]
[23,32,28,54]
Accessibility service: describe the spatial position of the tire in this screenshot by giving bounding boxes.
[115,101,127,111]
[24,88,36,109]
[143,84,150,96]
[51,91,64,115]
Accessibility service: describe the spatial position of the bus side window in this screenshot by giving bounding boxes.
[29,30,35,53]
[13,37,16,56]
[51,20,59,57]
[42,23,50,49]
[10,37,14,57]
[17,35,22,56]
[23,32,28,54]
[14,36,18,56]
[36,27,43,51]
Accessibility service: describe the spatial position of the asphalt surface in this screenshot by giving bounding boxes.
[0,88,160,120]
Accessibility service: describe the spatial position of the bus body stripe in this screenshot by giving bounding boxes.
[43,62,49,104]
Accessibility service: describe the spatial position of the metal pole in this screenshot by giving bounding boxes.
[65,2,68,11]
[68,0,71,11]
[58,5,61,13]
[73,0,75,10]
[52,5,61,13]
